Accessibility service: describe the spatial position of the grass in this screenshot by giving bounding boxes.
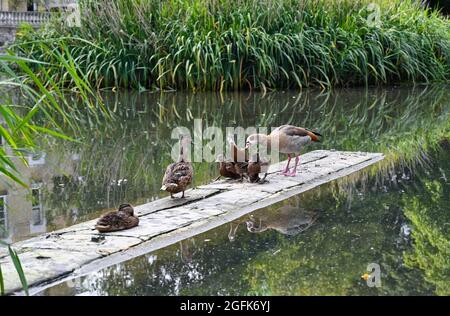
[0,44,108,186]
[0,40,109,296]
[0,241,29,296]
[11,0,450,91]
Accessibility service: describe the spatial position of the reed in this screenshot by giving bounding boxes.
[0,241,29,296]
[12,0,450,91]
[0,45,108,186]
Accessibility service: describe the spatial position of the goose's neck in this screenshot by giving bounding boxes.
[258,134,271,150]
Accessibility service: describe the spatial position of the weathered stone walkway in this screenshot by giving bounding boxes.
[0,150,383,295]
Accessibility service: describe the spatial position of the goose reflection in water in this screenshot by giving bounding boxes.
[228,196,319,241]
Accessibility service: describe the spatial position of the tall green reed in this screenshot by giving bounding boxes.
[0,241,29,296]
[12,0,450,91]
[0,43,108,186]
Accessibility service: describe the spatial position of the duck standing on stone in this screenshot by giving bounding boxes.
[161,135,193,198]
[228,136,249,182]
[95,203,139,233]
[215,137,242,180]
[246,125,322,177]
[215,154,240,180]
[248,153,270,183]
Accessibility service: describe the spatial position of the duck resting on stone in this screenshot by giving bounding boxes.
[246,125,322,177]
[161,134,193,198]
[95,203,139,233]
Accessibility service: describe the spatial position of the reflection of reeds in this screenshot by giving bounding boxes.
[11,0,450,91]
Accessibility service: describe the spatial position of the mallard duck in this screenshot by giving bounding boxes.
[161,135,193,198]
[234,161,249,181]
[228,136,249,181]
[248,153,270,183]
[95,203,139,233]
[215,154,241,180]
[246,125,322,177]
[215,137,249,181]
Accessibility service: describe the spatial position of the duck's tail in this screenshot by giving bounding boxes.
[95,225,111,233]
[161,183,178,191]
[306,129,323,142]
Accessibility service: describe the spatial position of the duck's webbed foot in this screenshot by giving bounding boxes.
[258,173,269,184]
[170,193,174,198]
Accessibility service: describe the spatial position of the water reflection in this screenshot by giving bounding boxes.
[1,85,449,244]
[228,196,319,241]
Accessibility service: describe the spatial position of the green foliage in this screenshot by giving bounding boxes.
[12,0,450,91]
[0,44,108,186]
[403,176,450,295]
[0,263,4,296]
[7,245,28,296]
[0,240,28,296]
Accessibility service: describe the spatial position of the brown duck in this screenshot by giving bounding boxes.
[95,203,139,233]
[248,153,270,183]
[161,135,193,198]
[215,137,249,181]
[216,154,240,180]
[228,137,249,181]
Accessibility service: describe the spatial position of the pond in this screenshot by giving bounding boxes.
[1,85,449,295]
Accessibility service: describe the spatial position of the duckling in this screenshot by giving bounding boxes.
[248,153,270,183]
[95,203,139,233]
[161,135,193,198]
[215,154,241,180]
[246,125,322,177]
[234,161,249,182]
[229,136,249,182]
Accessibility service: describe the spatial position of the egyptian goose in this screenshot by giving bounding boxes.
[246,125,322,177]
[161,135,193,198]
[95,204,139,232]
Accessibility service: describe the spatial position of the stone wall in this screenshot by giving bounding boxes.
[0,25,16,49]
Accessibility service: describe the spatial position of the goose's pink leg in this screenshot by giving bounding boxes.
[285,155,300,177]
[280,154,292,175]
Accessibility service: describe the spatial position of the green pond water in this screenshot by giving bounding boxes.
[1,85,449,295]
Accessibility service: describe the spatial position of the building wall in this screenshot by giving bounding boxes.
[0,25,17,47]
[1,1,77,12]
[0,0,28,12]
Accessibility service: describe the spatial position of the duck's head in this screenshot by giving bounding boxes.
[246,134,268,149]
[118,203,134,216]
